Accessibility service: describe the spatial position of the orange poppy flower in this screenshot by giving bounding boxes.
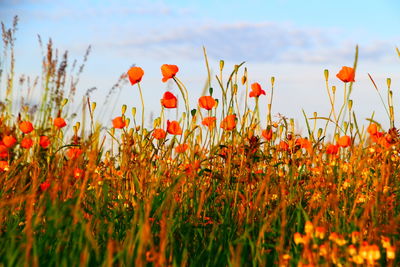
[66,147,83,160]
[315,227,326,239]
[202,116,216,129]
[175,143,189,153]
[0,144,8,158]
[296,137,312,152]
[382,133,392,148]
[127,66,144,85]
[183,160,200,175]
[152,128,166,140]
[20,137,33,149]
[279,140,289,151]
[39,136,51,149]
[370,131,382,142]
[336,66,355,83]
[2,135,16,148]
[0,160,9,171]
[326,144,339,154]
[112,116,126,129]
[249,82,266,98]
[19,121,34,134]
[262,128,273,140]
[367,123,378,136]
[220,114,236,131]
[73,168,84,179]
[198,96,216,110]
[54,117,67,128]
[161,64,179,82]
[337,135,351,148]
[161,91,178,109]
[167,120,182,135]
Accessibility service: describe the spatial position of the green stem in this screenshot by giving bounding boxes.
[137,82,145,136]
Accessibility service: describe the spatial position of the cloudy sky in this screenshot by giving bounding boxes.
[1,0,400,131]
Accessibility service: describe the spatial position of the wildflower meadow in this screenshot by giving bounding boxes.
[0,16,399,266]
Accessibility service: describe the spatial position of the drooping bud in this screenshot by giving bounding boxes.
[219,60,224,71]
[324,69,329,82]
[233,84,238,95]
[121,104,127,115]
[153,117,161,128]
[61,98,68,107]
[348,100,353,110]
[91,102,97,113]
[387,78,391,89]
[318,128,323,138]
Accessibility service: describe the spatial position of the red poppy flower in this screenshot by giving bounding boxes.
[262,128,273,140]
[127,66,144,85]
[337,135,351,148]
[20,137,33,149]
[336,66,355,83]
[54,117,67,128]
[2,135,16,148]
[39,136,51,149]
[40,181,51,191]
[161,91,178,109]
[112,116,126,129]
[202,117,216,129]
[198,96,216,110]
[220,115,236,131]
[249,82,266,98]
[152,128,166,140]
[161,64,179,82]
[175,143,188,153]
[167,120,182,135]
[19,121,34,134]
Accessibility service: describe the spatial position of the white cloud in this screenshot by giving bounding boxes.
[107,21,399,64]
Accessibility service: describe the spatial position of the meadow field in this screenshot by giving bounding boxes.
[0,16,399,266]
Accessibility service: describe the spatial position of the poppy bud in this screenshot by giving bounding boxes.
[323,69,329,83]
[91,102,97,113]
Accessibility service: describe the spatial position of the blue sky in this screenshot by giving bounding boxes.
[1,0,400,131]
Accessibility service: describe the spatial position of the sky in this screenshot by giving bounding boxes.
[1,0,400,132]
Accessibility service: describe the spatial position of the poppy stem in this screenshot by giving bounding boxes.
[173,77,190,128]
[267,78,275,126]
[137,82,145,136]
